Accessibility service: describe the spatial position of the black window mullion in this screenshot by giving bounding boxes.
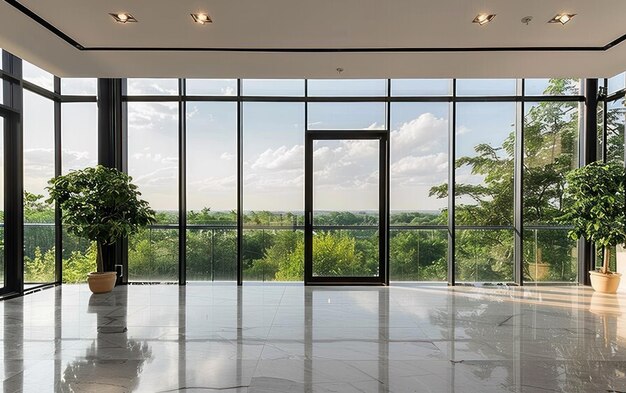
[178,79,187,285]
[54,76,62,284]
[447,79,456,286]
[514,79,524,285]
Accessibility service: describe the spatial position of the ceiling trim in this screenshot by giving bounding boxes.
[5,0,84,50]
[5,0,626,53]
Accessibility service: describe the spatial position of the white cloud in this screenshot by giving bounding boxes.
[24,148,54,177]
[222,86,236,96]
[457,125,471,135]
[390,113,448,155]
[251,145,304,171]
[391,152,448,177]
[366,122,385,130]
[128,80,177,95]
[133,166,177,188]
[62,149,96,170]
[244,172,304,191]
[128,102,178,131]
[130,150,177,164]
[188,175,236,192]
[186,106,200,120]
[220,152,235,161]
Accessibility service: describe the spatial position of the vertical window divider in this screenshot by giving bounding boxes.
[2,51,24,295]
[599,78,604,162]
[514,79,524,285]
[578,79,599,284]
[447,79,456,286]
[54,76,62,284]
[384,79,391,285]
[236,79,243,286]
[120,79,129,284]
[179,78,187,285]
[304,79,311,284]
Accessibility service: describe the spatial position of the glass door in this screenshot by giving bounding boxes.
[304,131,388,285]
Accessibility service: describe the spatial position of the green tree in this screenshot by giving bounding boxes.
[429,79,579,282]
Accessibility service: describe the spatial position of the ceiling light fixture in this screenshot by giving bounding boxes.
[191,13,212,24]
[110,13,137,23]
[473,13,496,26]
[549,13,576,25]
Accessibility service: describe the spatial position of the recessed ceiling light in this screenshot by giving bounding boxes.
[110,13,137,23]
[473,14,496,25]
[191,13,212,24]
[549,13,576,25]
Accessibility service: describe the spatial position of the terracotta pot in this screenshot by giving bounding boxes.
[589,270,622,294]
[87,272,117,294]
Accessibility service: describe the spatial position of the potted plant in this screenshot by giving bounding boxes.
[47,165,156,293]
[560,161,625,293]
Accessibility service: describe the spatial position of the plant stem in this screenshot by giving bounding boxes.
[602,246,611,275]
[97,241,104,273]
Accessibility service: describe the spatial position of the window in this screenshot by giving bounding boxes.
[608,72,625,95]
[61,102,98,282]
[127,79,178,95]
[308,79,386,97]
[523,80,580,282]
[391,79,452,96]
[23,90,56,285]
[455,102,516,282]
[242,79,304,96]
[242,102,305,281]
[308,103,386,130]
[525,79,581,96]
[22,60,54,91]
[606,98,625,163]
[61,78,97,95]
[456,79,516,96]
[186,79,237,96]
[186,102,238,281]
[127,101,179,281]
[389,103,449,281]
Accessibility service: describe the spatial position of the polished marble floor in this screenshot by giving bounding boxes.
[1,283,625,392]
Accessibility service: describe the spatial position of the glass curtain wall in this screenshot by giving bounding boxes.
[9,53,618,288]
[119,77,588,284]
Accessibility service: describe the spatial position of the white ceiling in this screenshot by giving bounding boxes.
[0,0,625,78]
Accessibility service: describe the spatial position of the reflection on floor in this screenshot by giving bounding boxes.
[1,283,625,392]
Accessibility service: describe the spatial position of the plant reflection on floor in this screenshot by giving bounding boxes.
[59,291,152,392]
[423,286,626,392]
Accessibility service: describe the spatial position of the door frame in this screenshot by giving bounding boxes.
[304,130,389,285]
